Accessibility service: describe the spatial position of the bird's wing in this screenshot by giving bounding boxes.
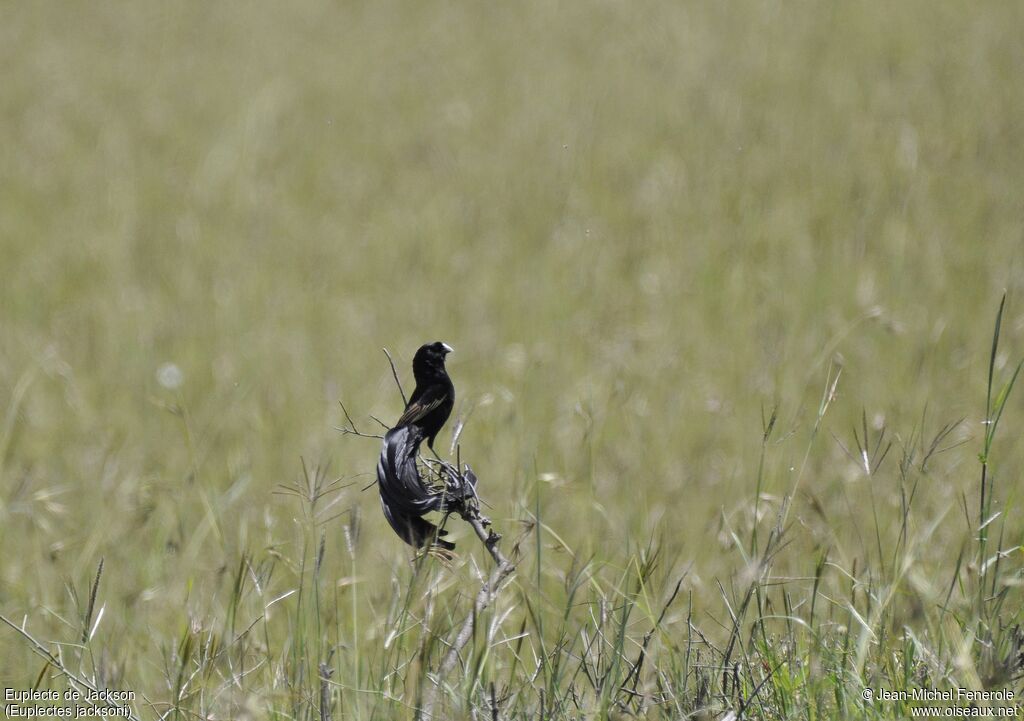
[395,386,448,427]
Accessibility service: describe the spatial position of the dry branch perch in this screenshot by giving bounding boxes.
[417,464,517,720]
[382,347,408,407]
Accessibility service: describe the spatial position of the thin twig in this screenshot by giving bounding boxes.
[383,347,408,406]
[337,401,384,440]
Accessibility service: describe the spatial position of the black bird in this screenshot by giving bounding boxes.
[376,341,456,551]
[395,341,454,452]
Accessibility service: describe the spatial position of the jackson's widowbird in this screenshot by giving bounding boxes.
[376,342,456,550]
[395,341,454,451]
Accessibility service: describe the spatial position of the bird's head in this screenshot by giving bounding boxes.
[412,341,453,377]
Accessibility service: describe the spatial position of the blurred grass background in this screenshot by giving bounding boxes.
[2,0,1023,716]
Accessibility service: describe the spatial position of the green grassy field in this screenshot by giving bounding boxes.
[2,2,1024,718]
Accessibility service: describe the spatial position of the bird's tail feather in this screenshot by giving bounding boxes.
[377,425,451,549]
[379,498,455,551]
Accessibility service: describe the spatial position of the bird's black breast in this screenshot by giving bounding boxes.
[397,377,453,448]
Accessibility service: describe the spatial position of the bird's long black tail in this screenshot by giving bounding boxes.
[376,425,454,550]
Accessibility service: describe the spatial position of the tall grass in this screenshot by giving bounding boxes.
[4,297,1020,718]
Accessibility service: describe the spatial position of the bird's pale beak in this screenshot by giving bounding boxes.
[441,343,454,354]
